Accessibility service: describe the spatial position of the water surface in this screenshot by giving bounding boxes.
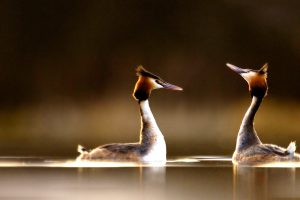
[0,156,299,200]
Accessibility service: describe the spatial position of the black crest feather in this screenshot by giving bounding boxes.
[136,66,162,80]
[258,63,268,74]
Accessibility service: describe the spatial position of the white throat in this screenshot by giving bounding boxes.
[139,100,166,162]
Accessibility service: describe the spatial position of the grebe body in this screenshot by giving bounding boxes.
[227,63,300,164]
[77,66,182,162]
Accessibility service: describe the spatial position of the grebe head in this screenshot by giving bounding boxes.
[227,63,268,98]
[133,66,183,101]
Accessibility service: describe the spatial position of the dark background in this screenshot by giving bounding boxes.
[0,0,300,157]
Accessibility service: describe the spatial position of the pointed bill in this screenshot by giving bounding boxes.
[160,81,183,91]
[226,63,248,74]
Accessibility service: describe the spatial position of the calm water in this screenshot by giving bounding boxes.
[0,156,300,200]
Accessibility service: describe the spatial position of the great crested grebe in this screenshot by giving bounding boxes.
[227,63,300,164]
[77,66,182,162]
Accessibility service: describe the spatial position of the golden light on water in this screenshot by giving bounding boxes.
[0,156,231,168]
[168,158,199,163]
[1,156,300,199]
[1,157,300,168]
[0,159,166,168]
[256,161,300,168]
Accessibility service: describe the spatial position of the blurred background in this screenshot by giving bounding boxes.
[0,0,300,157]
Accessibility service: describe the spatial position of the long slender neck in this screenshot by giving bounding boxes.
[138,100,164,146]
[235,96,263,151]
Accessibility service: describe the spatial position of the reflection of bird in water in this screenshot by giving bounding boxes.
[77,66,182,162]
[227,63,300,164]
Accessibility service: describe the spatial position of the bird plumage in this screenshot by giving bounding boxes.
[77,66,182,162]
[227,63,300,164]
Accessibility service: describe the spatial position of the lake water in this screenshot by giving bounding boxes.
[0,156,300,200]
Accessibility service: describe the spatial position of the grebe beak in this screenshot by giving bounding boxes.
[160,81,183,91]
[226,63,248,74]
